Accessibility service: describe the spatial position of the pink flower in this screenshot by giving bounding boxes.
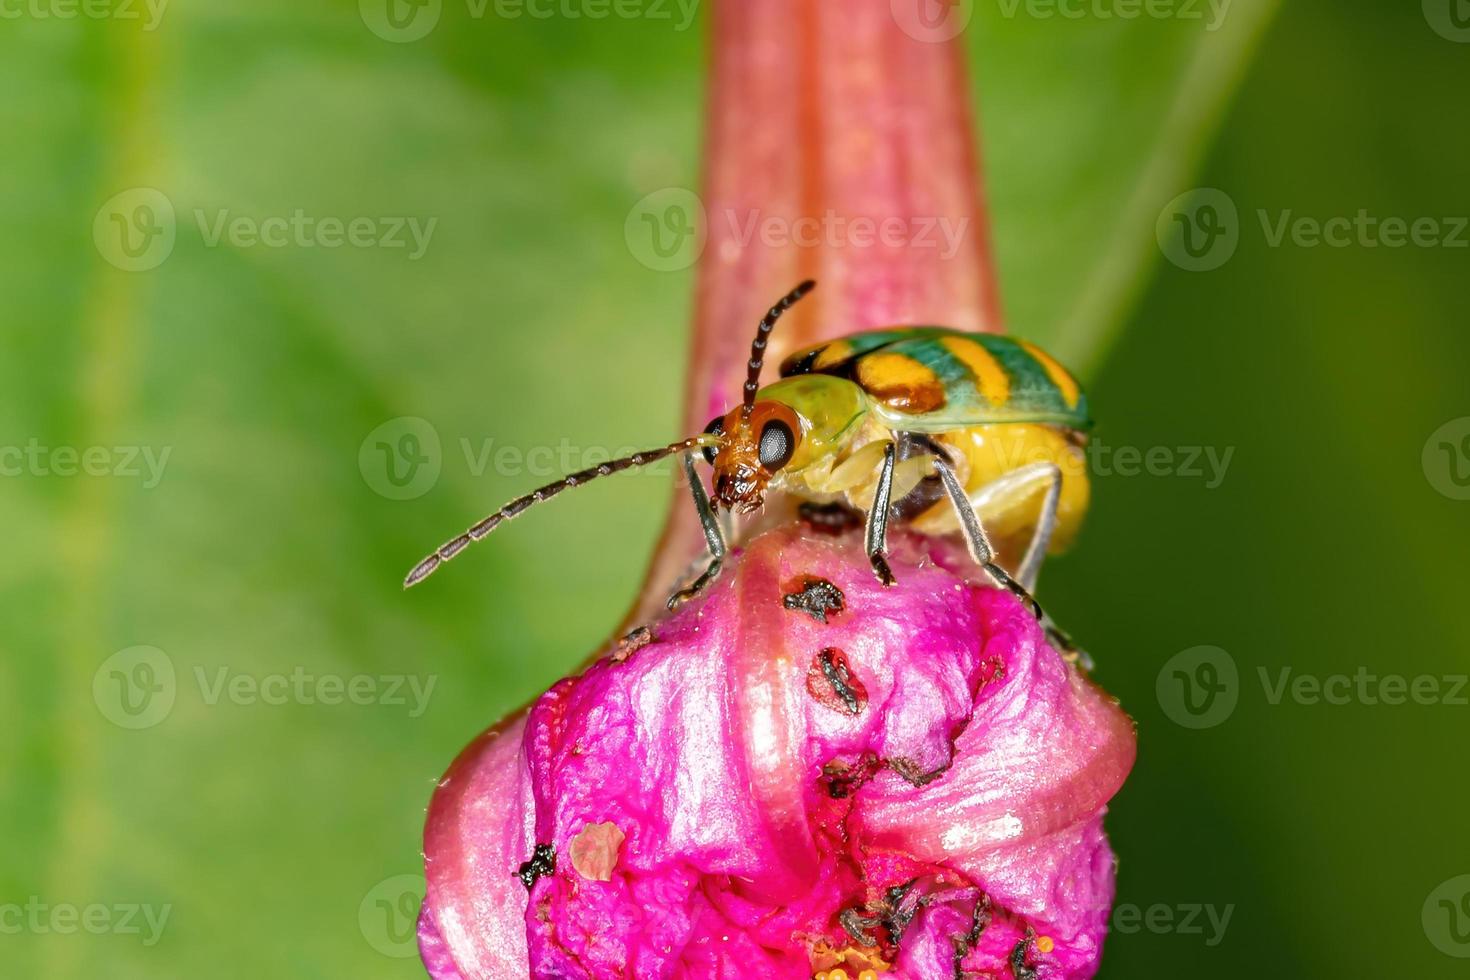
[419,524,1134,978]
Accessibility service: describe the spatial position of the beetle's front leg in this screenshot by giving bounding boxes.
[864,442,898,587]
[667,452,727,609]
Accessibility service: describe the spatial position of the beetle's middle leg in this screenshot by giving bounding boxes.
[667,452,727,609]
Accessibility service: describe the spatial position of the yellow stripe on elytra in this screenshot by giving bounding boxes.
[812,340,855,371]
[942,336,1011,407]
[855,351,946,414]
[1019,339,1081,409]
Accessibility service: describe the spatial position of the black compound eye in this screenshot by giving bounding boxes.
[757,420,795,471]
[702,416,724,465]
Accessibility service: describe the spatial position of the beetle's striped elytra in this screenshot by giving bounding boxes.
[405,282,1092,645]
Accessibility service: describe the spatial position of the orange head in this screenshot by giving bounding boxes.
[702,400,802,513]
[699,279,817,512]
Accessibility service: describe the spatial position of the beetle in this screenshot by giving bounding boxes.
[405,281,1091,633]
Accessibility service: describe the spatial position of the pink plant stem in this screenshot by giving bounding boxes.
[636,0,1003,619]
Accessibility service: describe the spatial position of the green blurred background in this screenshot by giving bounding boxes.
[3,0,1467,977]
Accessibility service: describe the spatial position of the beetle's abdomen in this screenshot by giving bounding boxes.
[913,423,1091,555]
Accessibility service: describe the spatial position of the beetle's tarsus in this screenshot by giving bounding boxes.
[667,558,723,610]
[986,561,1044,621]
[869,554,897,587]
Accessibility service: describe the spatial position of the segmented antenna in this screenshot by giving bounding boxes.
[741,280,817,421]
[404,435,708,588]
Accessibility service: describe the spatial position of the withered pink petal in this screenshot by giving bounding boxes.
[420,525,1135,978]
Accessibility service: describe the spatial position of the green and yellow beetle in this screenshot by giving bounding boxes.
[406,282,1090,632]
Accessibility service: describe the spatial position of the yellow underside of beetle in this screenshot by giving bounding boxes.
[785,420,1090,558]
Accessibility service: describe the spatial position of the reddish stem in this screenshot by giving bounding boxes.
[634,0,1002,620]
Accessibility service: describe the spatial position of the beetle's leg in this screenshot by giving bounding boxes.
[931,455,1044,621]
[968,462,1091,660]
[891,432,950,520]
[864,442,899,587]
[1012,463,1063,593]
[667,452,727,609]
